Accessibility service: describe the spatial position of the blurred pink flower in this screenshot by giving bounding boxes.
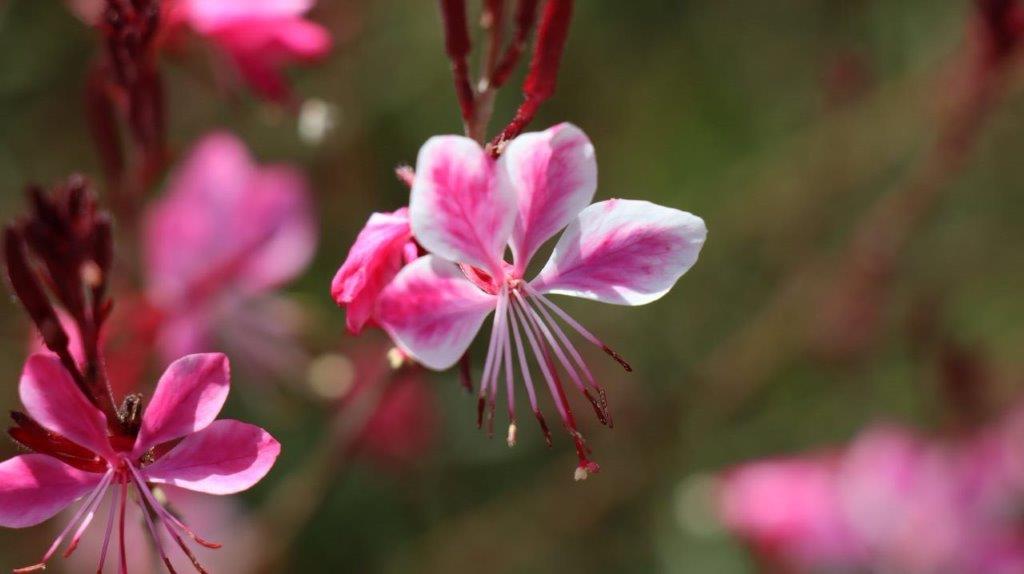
[718,456,864,569]
[143,131,316,370]
[367,123,707,477]
[340,343,438,471]
[0,353,280,573]
[66,0,331,102]
[718,417,1024,574]
[166,0,333,102]
[332,208,416,334]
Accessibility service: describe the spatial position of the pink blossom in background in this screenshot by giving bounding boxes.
[356,123,707,478]
[65,0,331,102]
[340,342,437,471]
[718,456,864,569]
[717,415,1024,574]
[0,353,279,572]
[166,0,332,102]
[332,208,417,334]
[143,131,316,371]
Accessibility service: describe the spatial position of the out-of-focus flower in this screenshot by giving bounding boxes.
[0,353,280,573]
[717,417,1024,574]
[337,343,437,471]
[143,131,316,370]
[331,208,416,335]
[66,0,331,102]
[365,122,706,478]
[165,0,333,102]
[718,456,865,569]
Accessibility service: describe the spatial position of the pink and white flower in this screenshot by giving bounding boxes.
[0,352,279,573]
[331,208,417,335]
[370,123,707,477]
[143,131,316,369]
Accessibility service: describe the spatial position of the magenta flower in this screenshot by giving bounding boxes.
[0,352,279,573]
[332,208,417,334]
[168,0,332,102]
[372,123,707,477]
[143,131,316,365]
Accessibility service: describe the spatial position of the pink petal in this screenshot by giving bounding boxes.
[409,136,515,276]
[500,123,597,274]
[143,132,316,309]
[331,208,413,334]
[530,199,707,305]
[208,19,332,101]
[142,420,281,495]
[0,454,102,528]
[376,255,496,370]
[19,354,114,460]
[184,0,316,32]
[135,354,230,456]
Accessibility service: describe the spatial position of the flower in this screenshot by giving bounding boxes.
[717,420,1024,573]
[332,208,417,334]
[371,123,707,477]
[143,131,316,368]
[342,342,438,470]
[0,352,280,573]
[167,0,332,102]
[66,0,332,102]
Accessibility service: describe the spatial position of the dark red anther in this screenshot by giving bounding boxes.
[602,344,633,372]
[489,0,574,152]
[458,351,473,393]
[439,0,476,124]
[533,408,553,447]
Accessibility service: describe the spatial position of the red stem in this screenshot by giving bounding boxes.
[490,0,540,89]
[439,0,476,124]
[489,0,573,152]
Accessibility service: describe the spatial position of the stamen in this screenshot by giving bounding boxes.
[527,286,633,372]
[514,292,611,427]
[118,478,129,574]
[512,298,604,474]
[134,489,179,574]
[477,289,506,428]
[128,464,212,574]
[507,297,552,446]
[502,291,517,435]
[128,465,221,549]
[14,470,113,572]
[97,478,119,574]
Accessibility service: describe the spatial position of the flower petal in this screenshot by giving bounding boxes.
[331,208,413,334]
[377,255,496,370]
[142,420,281,495]
[531,199,707,305]
[143,132,316,308]
[19,354,113,459]
[135,354,231,456]
[501,123,597,273]
[0,454,102,528]
[184,0,316,32]
[409,136,514,275]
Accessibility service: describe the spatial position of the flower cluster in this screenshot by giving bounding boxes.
[717,412,1024,573]
[334,123,707,477]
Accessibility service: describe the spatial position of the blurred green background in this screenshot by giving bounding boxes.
[2,0,1024,572]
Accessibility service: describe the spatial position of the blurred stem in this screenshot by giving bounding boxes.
[252,369,398,573]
